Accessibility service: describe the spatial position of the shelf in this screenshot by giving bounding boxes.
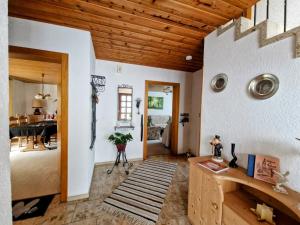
[114,125,135,131]
[223,191,299,225]
[188,156,300,222]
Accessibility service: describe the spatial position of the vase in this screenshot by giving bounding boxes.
[116,144,126,152]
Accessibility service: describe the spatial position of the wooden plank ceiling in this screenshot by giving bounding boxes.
[8,0,258,72]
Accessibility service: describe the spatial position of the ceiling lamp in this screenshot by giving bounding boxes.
[186,55,192,61]
[163,86,172,95]
[35,73,51,99]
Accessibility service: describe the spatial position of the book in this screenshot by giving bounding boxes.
[198,159,229,173]
[247,154,256,177]
[254,155,280,184]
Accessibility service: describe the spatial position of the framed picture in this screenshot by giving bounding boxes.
[148,96,164,109]
[254,155,280,184]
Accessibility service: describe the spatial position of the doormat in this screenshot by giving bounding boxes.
[12,195,54,221]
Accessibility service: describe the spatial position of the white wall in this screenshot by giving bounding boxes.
[94,60,192,163]
[10,79,57,116]
[189,70,203,156]
[252,0,300,31]
[0,0,12,224]
[9,17,95,198]
[202,23,300,191]
[148,91,172,116]
[10,79,26,115]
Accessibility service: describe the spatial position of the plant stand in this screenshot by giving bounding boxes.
[107,150,133,175]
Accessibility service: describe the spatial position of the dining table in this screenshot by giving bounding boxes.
[9,120,57,150]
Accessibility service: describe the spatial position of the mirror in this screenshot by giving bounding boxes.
[211,74,228,92]
[249,74,279,99]
[118,85,133,121]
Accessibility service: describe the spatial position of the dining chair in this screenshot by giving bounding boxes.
[9,116,25,148]
[18,115,30,146]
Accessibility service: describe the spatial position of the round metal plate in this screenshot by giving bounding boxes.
[248,74,279,99]
[210,73,228,92]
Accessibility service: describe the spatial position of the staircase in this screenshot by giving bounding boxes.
[216,0,300,58]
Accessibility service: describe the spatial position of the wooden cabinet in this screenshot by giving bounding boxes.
[188,157,300,225]
[188,163,222,225]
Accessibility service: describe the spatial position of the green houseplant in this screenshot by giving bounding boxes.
[108,132,133,152]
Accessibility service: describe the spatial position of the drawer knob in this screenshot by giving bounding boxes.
[212,202,218,210]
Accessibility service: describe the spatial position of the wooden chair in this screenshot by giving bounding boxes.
[18,115,29,146]
[18,115,28,125]
[9,116,19,127]
[28,115,45,123]
[9,116,27,147]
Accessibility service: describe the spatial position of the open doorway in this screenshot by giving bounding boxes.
[8,46,68,207]
[143,81,180,159]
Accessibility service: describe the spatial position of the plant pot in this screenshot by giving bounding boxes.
[116,144,126,152]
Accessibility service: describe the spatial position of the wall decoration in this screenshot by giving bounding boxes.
[148,96,164,109]
[210,73,228,92]
[254,155,280,184]
[135,98,142,115]
[90,75,106,149]
[209,135,224,162]
[248,74,279,99]
[273,170,289,194]
[180,113,189,126]
[250,203,276,225]
[229,143,238,168]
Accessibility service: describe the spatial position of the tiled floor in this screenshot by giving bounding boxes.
[147,141,171,156]
[14,155,190,225]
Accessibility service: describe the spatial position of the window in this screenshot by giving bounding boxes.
[118,86,133,121]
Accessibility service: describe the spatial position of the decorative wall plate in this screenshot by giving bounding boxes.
[210,73,228,92]
[248,74,279,99]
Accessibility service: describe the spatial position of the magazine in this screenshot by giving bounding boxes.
[198,159,229,173]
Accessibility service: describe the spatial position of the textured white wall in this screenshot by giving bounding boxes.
[202,25,300,192]
[189,70,203,156]
[0,0,12,224]
[9,17,95,198]
[252,0,300,31]
[148,91,173,116]
[10,80,57,115]
[94,59,192,163]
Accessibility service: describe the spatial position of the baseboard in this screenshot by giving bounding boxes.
[67,193,89,202]
[94,157,143,167]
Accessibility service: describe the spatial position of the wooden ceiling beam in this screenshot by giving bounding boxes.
[95,48,201,71]
[221,0,258,9]
[172,0,244,19]
[148,0,228,26]
[127,0,226,27]
[92,31,203,56]
[91,0,215,32]
[90,26,200,51]
[96,54,200,71]
[39,0,207,39]
[9,0,203,46]
[94,45,201,66]
[97,55,200,72]
[94,42,202,67]
[92,36,203,59]
[81,0,210,34]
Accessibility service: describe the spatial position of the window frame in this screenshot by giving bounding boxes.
[118,92,132,121]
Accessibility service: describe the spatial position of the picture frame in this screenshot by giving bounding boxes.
[148,96,164,110]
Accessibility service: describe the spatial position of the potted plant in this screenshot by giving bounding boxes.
[108,132,133,152]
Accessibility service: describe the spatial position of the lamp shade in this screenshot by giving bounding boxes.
[32,99,46,108]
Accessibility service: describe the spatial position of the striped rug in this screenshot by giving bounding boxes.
[100,160,177,225]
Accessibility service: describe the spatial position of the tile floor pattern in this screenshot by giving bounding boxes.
[14,155,190,225]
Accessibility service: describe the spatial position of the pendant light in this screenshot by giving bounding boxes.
[35,73,51,99]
